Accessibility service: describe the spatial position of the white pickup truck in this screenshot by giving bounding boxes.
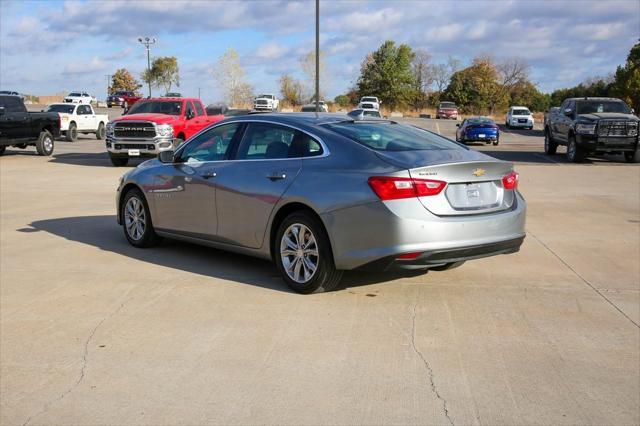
[45,103,109,141]
[253,94,279,111]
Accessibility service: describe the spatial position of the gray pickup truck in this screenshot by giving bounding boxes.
[0,95,61,156]
[544,97,639,163]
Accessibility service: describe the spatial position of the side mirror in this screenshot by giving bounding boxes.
[158,150,175,163]
[0,107,5,116]
[564,108,573,116]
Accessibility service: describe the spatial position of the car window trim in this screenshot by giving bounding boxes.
[172,119,330,164]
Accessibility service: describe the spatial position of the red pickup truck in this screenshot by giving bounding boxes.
[105,97,224,166]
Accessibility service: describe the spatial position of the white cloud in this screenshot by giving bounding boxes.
[64,57,106,75]
[255,43,290,60]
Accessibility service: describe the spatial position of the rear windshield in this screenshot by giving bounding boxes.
[576,100,630,114]
[439,102,456,108]
[467,117,494,125]
[363,110,381,117]
[324,122,463,151]
[511,109,530,115]
[127,100,182,115]
[46,104,75,113]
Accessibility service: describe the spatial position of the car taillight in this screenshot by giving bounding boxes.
[502,171,519,190]
[368,176,446,200]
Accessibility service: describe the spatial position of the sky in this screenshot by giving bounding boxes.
[1,0,638,104]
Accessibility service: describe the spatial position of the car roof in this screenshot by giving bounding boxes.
[467,116,493,120]
[566,97,624,102]
[224,112,349,126]
[510,106,530,109]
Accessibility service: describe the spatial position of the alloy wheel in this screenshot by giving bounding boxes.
[280,223,319,284]
[43,136,53,153]
[124,197,146,241]
[567,139,576,161]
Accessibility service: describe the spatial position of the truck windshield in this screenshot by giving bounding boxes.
[576,101,631,115]
[324,122,463,152]
[46,105,75,113]
[127,101,182,115]
[361,97,377,102]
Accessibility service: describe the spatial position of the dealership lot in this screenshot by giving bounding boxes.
[1,116,639,424]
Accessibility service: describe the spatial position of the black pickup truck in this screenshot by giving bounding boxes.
[0,95,60,156]
[544,97,639,163]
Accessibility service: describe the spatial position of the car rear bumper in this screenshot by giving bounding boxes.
[464,130,499,141]
[322,191,527,270]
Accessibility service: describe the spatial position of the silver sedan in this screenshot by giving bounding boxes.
[116,114,526,293]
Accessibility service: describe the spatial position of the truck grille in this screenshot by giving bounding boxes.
[114,122,156,138]
[256,99,268,105]
[598,121,634,137]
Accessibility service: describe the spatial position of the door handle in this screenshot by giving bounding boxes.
[201,172,217,179]
[267,173,286,181]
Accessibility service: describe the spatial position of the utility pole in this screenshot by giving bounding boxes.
[138,36,157,98]
[105,74,111,98]
[315,0,320,115]
[198,87,201,99]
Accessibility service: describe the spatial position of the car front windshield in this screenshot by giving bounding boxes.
[512,109,530,116]
[440,103,456,109]
[46,105,75,113]
[324,122,463,151]
[127,101,182,115]
[69,92,82,97]
[576,101,630,115]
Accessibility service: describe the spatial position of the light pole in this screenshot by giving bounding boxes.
[105,74,111,99]
[315,0,320,115]
[138,36,157,98]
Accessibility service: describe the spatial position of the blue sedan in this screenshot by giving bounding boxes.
[456,117,500,145]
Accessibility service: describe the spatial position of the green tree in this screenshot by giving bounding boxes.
[611,41,640,112]
[110,68,142,94]
[142,56,180,95]
[444,57,506,114]
[333,94,351,108]
[357,40,417,110]
[279,74,304,106]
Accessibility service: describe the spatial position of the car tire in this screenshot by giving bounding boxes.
[107,104,112,108]
[624,149,640,163]
[0,145,6,156]
[109,154,129,167]
[275,211,343,294]
[566,135,586,163]
[493,139,499,146]
[544,129,558,155]
[66,122,78,142]
[96,122,106,140]
[35,130,54,156]
[121,188,162,248]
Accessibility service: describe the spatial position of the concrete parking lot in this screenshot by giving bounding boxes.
[1,114,639,425]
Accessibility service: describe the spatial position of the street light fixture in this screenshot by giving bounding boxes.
[138,36,157,98]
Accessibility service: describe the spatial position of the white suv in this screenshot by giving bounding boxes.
[506,106,534,130]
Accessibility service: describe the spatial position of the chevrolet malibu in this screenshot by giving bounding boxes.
[116,114,526,293]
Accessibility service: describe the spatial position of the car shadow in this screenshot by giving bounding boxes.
[497,125,544,137]
[25,215,421,293]
[48,153,147,168]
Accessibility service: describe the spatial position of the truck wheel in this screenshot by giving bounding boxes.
[493,138,499,146]
[274,211,343,294]
[566,135,586,163]
[121,188,162,248]
[544,129,558,155]
[35,130,54,156]
[96,122,106,140]
[624,150,640,163]
[66,122,78,142]
[0,146,6,156]
[109,154,129,167]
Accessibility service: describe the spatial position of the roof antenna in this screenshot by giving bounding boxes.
[315,0,320,118]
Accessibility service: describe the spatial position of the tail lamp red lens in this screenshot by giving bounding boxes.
[368,177,447,200]
[502,171,519,190]
[397,252,423,260]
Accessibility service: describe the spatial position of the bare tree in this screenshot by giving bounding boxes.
[300,50,327,101]
[412,48,433,93]
[497,58,530,90]
[212,48,254,106]
[432,55,461,93]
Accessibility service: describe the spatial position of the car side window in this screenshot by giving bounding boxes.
[186,101,195,118]
[294,132,324,157]
[194,102,204,117]
[236,123,297,160]
[178,123,240,163]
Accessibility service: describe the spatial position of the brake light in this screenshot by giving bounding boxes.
[397,252,423,260]
[368,176,446,200]
[502,171,519,190]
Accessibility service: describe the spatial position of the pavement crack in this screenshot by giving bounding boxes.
[22,298,131,426]
[411,300,455,426]
[528,230,639,329]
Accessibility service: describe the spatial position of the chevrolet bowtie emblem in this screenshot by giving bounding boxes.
[472,168,486,177]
